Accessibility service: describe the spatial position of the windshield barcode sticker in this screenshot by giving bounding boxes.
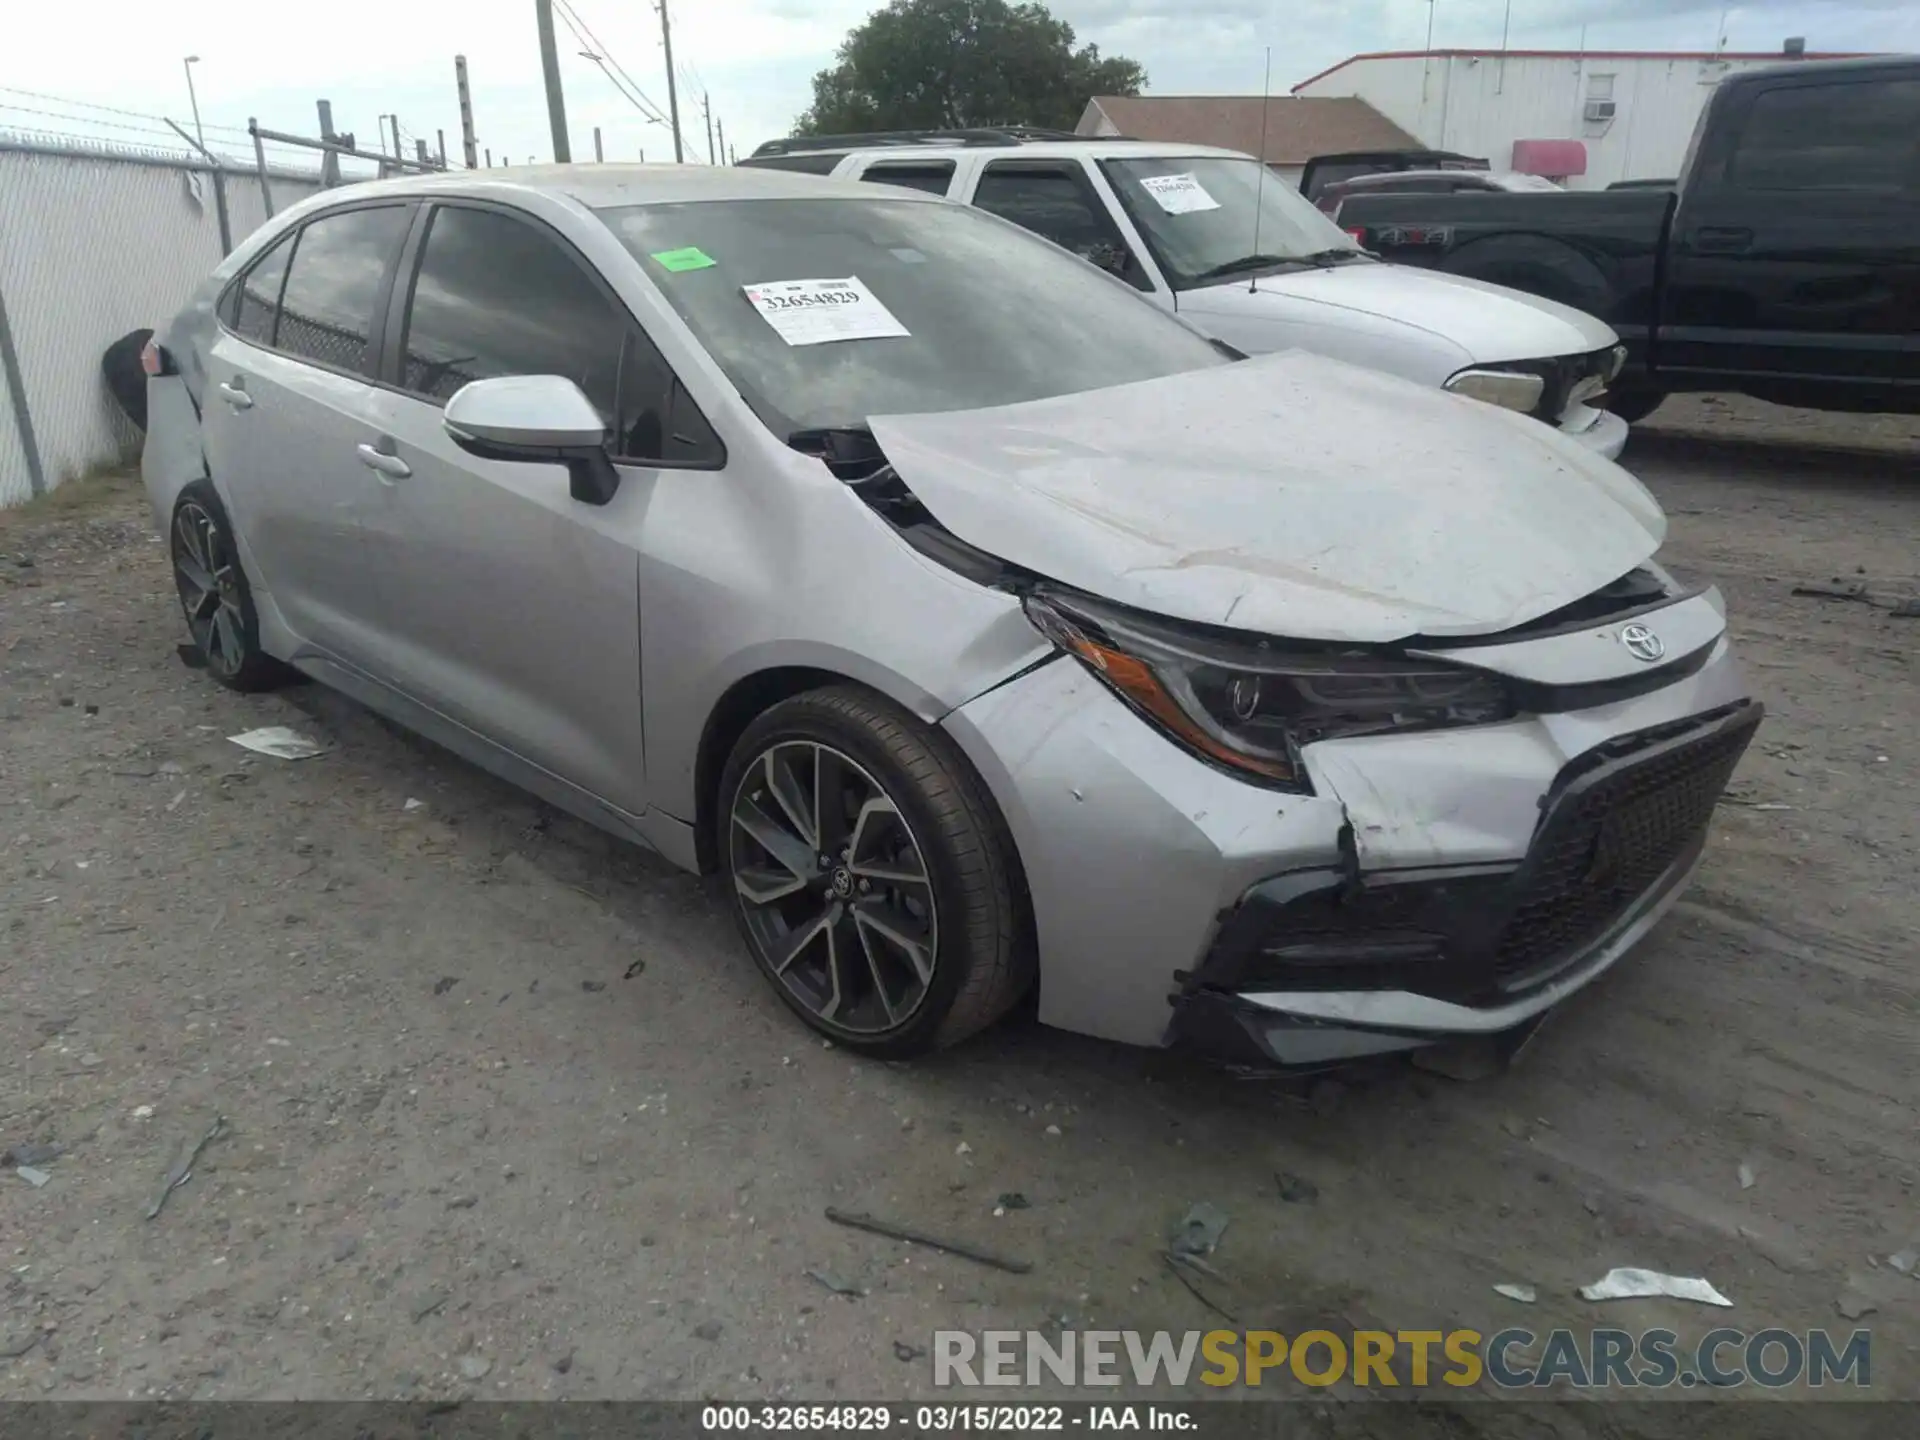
[742,276,910,346]
[1139,172,1221,215]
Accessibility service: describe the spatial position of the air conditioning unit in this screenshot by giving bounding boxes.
[1584,98,1618,123]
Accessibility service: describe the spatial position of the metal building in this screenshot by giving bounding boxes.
[1292,43,1875,189]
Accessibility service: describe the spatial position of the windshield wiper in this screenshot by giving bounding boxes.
[1294,247,1372,267]
[1188,253,1300,284]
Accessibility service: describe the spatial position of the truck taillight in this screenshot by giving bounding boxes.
[140,339,174,377]
[1344,227,1366,245]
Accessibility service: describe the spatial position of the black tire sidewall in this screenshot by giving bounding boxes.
[719,694,990,1058]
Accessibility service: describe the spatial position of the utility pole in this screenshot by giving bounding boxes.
[702,92,715,164]
[594,126,604,162]
[436,129,448,167]
[658,0,685,162]
[454,54,479,168]
[416,138,430,167]
[485,147,493,166]
[716,116,726,168]
[534,0,572,161]
[317,99,341,185]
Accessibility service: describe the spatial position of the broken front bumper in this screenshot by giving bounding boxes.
[940,621,1757,1059]
[1170,702,1759,1067]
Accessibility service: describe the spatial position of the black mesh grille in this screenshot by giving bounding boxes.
[1495,712,1757,984]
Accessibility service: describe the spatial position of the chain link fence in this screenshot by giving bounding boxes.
[0,133,326,508]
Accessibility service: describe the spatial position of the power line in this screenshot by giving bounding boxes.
[553,0,671,125]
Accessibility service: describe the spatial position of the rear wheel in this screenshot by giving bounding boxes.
[169,480,291,692]
[719,686,1030,1057]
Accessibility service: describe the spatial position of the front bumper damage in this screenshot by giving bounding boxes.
[939,595,1758,1063]
[1170,701,1759,1066]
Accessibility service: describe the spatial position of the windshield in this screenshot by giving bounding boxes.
[598,198,1228,436]
[1099,156,1367,289]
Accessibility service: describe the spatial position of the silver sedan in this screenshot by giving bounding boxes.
[142,164,1759,1065]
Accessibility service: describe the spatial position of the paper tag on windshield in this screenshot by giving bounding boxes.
[1139,172,1221,215]
[741,276,909,347]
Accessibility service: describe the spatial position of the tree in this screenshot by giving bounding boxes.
[794,0,1146,137]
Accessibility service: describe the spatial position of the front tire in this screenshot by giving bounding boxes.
[169,479,291,693]
[719,686,1030,1057]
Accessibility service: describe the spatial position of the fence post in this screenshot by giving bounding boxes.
[252,118,275,218]
[0,272,48,499]
[210,166,233,255]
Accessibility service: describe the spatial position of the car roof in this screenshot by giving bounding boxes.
[307,162,947,212]
[761,138,1256,164]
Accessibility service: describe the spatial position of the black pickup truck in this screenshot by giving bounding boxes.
[1333,56,1920,421]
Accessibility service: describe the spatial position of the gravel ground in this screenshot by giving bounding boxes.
[1,394,1916,1427]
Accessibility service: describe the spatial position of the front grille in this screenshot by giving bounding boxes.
[1494,709,1758,983]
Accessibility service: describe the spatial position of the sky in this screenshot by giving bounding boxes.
[4,0,1917,177]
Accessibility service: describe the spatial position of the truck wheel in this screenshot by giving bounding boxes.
[719,685,1031,1058]
[1607,390,1666,424]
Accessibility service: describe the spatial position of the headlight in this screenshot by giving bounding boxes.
[1444,368,1546,413]
[1024,592,1515,791]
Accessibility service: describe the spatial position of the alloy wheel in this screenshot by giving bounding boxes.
[729,740,939,1035]
[171,500,247,680]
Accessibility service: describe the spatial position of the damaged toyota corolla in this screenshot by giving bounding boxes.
[142,165,1759,1066]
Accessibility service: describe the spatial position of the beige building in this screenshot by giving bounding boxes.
[1075,95,1417,187]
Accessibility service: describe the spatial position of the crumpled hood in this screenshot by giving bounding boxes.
[867,351,1664,643]
[1181,260,1618,365]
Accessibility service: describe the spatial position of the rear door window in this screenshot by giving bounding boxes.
[971,161,1149,289]
[858,161,956,195]
[274,205,411,374]
[223,231,295,348]
[399,203,719,465]
[1730,78,1920,192]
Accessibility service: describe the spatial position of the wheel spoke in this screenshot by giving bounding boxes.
[818,909,850,1020]
[732,796,817,887]
[769,903,833,977]
[764,749,818,851]
[854,902,935,987]
[847,796,898,867]
[735,864,807,905]
[212,606,244,669]
[815,746,856,855]
[851,909,900,1025]
[175,550,215,595]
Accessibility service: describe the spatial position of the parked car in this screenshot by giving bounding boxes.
[1334,56,1920,421]
[142,164,1759,1068]
[742,131,1630,457]
[1298,148,1492,205]
[1315,169,1563,216]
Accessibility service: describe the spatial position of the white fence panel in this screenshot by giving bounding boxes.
[0,139,326,507]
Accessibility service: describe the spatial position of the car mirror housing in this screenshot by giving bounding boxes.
[443,375,620,506]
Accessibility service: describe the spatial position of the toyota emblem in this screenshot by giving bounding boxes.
[1619,623,1665,663]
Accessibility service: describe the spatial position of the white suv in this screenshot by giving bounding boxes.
[743,130,1629,458]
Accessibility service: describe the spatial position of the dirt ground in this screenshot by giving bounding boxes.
[2,394,1916,1426]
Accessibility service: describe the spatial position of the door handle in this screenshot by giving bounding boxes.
[356,443,412,480]
[217,381,254,410]
[1694,226,1754,254]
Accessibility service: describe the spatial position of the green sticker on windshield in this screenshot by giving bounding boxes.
[650,246,716,272]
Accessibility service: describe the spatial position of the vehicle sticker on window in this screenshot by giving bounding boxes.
[741,276,910,347]
[651,246,716,272]
[1139,172,1221,215]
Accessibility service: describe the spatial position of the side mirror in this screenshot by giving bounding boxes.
[443,375,620,506]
